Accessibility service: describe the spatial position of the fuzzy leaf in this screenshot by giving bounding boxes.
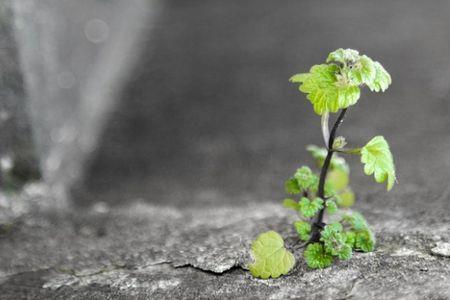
[367,61,392,92]
[283,198,299,211]
[307,176,320,194]
[345,231,357,248]
[349,55,376,85]
[354,229,376,252]
[336,244,352,260]
[326,48,360,64]
[304,243,334,269]
[336,187,355,207]
[289,73,309,83]
[294,221,311,241]
[342,214,375,252]
[249,231,296,279]
[337,85,360,110]
[299,197,324,218]
[327,169,349,191]
[291,64,360,115]
[326,200,338,214]
[320,223,352,260]
[324,181,337,198]
[360,136,396,191]
[285,178,301,195]
[343,212,368,231]
[294,166,316,190]
[292,49,390,115]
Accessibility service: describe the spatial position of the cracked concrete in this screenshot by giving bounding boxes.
[0,182,449,299]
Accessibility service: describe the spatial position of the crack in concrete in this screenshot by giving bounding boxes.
[53,264,127,278]
[39,259,245,290]
[172,262,245,276]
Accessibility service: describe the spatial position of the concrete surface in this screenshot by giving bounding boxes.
[0,182,449,299]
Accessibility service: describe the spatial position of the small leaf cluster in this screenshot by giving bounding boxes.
[284,146,354,216]
[291,49,396,190]
[282,146,374,268]
[290,48,391,115]
[304,215,375,268]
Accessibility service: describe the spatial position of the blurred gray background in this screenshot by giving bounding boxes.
[2,0,450,207]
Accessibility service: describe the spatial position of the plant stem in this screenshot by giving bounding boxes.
[309,108,348,243]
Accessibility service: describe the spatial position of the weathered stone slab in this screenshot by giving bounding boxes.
[0,182,449,299]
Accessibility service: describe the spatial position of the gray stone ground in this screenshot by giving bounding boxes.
[0,181,449,299]
[2,0,450,299]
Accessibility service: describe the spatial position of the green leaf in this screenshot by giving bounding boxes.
[291,49,390,115]
[249,231,296,279]
[324,181,337,198]
[326,200,338,214]
[294,221,311,241]
[285,178,301,195]
[289,73,309,83]
[342,213,375,252]
[299,197,324,218]
[354,229,376,252]
[336,85,360,110]
[295,64,339,115]
[326,48,360,64]
[327,168,349,191]
[306,145,327,167]
[291,64,360,115]
[326,50,388,90]
[294,166,316,190]
[336,187,355,207]
[303,243,334,269]
[283,198,299,211]
[343,212,368,231]
[320,223,352,260]
[349,55,376,85]
[367,61,392,92]
[360,136,396,191]
[336,244,352,260]
[306,145,349,174]
[308,175,320,194]
[345,231,357,248]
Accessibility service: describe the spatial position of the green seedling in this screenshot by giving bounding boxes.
[249,48,395,278]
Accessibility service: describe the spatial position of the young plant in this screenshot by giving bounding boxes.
[249,48,395,278]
